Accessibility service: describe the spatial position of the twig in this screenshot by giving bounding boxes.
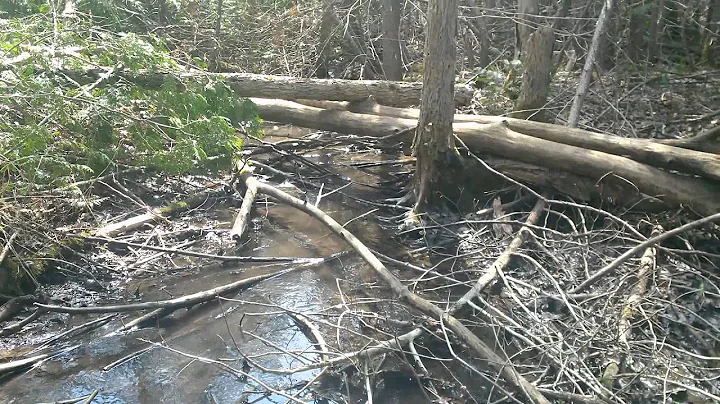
[102,345,155,371]
[0,308,46,336]
[27,314,116,356]
[0,345,79,376]
[141,340,307,404]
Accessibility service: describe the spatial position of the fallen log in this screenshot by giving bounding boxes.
[82,70,474,108]
[296,98,720,181]
[251,98,720,216]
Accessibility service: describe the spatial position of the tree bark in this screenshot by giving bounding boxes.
[512,26,554,121]
[251,98,720,216]
[648,0,666,62]
[411,0,460,212]
[552,0,571,32]
[382,0,403,80]
[567,0,615,128]
[627,8,643,62]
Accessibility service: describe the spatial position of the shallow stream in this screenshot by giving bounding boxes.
[0,129,426,403]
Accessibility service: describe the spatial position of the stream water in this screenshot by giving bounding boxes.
[0,129,428,403]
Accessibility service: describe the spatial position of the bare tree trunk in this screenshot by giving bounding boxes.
[464,27,476,70]
[627,8,643,62]
[512,26,554,121]
[316,0,335,78]
[411,0,459,213]
[701,0,720,64]
[552,0,571,32]
[215,0,223,37]
[648,0,666,62]
[382,0,403,80]
[567,0,614,128]
[462,0,491,68]
[516,0,540,57]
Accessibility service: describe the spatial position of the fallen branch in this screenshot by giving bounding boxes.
[450,197,547,313]
[237,167,550,404]
[95,187,227,237]
[229,171,259,241]
[82,235,309,263]
[37,264,317,314]
[0,345,78,376]
[572,212,720,293]
[287,312,330,363]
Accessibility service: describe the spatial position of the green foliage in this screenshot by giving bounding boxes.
[0,7,261,194]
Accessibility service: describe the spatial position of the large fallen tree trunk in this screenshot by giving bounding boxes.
[251,98,720,216]
[296,98,720,181]
[106,71,474,108]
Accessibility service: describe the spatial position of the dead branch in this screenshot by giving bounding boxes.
[95,187,226,237]
[229,170,259,241]
[450,197,546,312]
[618,225,662,347]
[0,346,78,376]
[36,265,309,314]
[286,312,330,363]
[82,235,308,263]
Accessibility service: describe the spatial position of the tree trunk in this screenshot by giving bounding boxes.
[517,0,540,57]
[462,0,491,68]
[648,0,666,62]
[512,26,554,121]
[627,8,643,62]
[316,0,335,78]
[464,26,476,70]
[552,0,571,32]
[567,0,614,128]
[701,0,720,64]
[411,0,459,213]
[382,0,403,80]
[251,98,720,216]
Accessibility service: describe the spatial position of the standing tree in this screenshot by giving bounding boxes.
[410,0,459,216]
[517,0,539,57]
[382,0,403,80]
[512,26,554,121]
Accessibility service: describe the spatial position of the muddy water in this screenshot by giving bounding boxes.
[0,129,425,403]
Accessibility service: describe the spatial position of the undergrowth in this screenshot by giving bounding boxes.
[0,5,261,195]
